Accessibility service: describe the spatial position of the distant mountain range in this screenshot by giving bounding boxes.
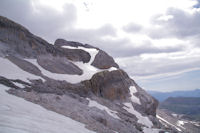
[148,89,200,102]
[159,97,200,121]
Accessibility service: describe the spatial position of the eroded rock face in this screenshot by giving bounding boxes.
[83,69,131,100]
[55,39,98,49]
[0,16,83,60]
[55,39,119,69]
[37,55,83,75]
[82,69,158,116]
[54,39,91,63]
[0,16,50,57]
[133,81,159,116]
[7,55,42,76]
[91,50,119,69]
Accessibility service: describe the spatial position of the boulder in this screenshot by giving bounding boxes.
[83,69,131,100]
[91,50,119,69]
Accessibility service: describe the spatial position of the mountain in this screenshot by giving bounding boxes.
[148,89,200,102]
[0,16,178,133]
[159,97,200,121]
[157,109,200,133]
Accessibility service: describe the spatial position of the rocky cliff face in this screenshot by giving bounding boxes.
[0,16,178,133]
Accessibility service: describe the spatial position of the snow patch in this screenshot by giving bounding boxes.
[108,67,117,71]
[157,115,182,132]
[87,98,120,120]
[0,105,11,111]
[123,102,153,127]
[177,120,187,126]
[62,45,98,65]
[0,57,44,83]
[143,127,160,133]
[12,82,25,88]
[177,120,187,129]
[129,86,141,105]
[61,45,78,49]
[172,113,178,117]
[0,84,95,133]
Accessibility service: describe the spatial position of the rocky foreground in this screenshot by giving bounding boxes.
[0,16,179,133]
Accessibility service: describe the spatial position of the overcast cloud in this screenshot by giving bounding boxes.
[0,0,200,91]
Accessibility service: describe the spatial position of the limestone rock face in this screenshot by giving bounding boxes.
[83,69,131,100]
[54,39,91,63]
[37,55,83,75]
[55,39,119,69]
[55,39,98,49]
[91,50,119,69]
[133,81,159,116]
[7,55,42,76]
[0,16,51,57]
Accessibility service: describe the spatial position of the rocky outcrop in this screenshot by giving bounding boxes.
[0,16,88,61]
[54,39,91,63]
[55,39,119,69]
[55,39,98,49]
[83,69,158,116]
[7,55,42,76]
[0,16,51,58]
[91,50,119,69]
[133,81,158,116]
[37,55,83,75]
[83,69,131,100]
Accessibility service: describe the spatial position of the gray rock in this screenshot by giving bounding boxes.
[91,50,119,69]
[8,88,141,133]
[55,39,98,49]
[7,55,42,76]
[37,54,83,75]
[0,76,20,89]
[133,80,158,116]
[0,16,84,60]
[30,79,90,96]
[55,39,119,69]
[0,16,50,57]
[54,39,92,63]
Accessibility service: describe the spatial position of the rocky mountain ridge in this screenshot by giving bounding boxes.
[0,16,177,133]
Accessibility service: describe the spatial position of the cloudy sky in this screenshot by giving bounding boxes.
[1,0,200,92]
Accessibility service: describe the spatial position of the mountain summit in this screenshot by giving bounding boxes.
[0,16,177,133]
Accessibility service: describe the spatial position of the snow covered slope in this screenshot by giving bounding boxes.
[0,15,176,133]
[24,45,117,84]
[0,57,44,83]
[0,84,95,133]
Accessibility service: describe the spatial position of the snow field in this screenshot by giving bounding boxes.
[0,84,95,133]
[129,86,141,105]
[0,57,44,83]
[123,102,153,127]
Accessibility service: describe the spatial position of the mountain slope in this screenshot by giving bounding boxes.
[0,84,94,133]
[0,16,176,133]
